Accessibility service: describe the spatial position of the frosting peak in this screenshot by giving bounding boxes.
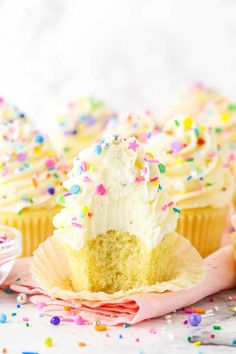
[53,136,179,251]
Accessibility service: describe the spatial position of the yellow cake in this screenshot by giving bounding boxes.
[0,112,68,256]
[33,135,206,298]
[145,116,234,257]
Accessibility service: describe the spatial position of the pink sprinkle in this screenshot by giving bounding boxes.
[23,317,29,322]
[0,97,4,105]
[135,338,140,342]
[162,204,168,211]
[64,192,72,197]
[83,176,92,182]
[128,140,139,152]
[149,327,157,334]
[80,161,87,172]
[168,201,174,207]
[45,159,55,169]
[74,315,85,325]
[184,308,193,314]
[70,309,76,316]
[96,184,106,196]
[232,296,236,301]
[150,176,159,183]
[72,222,82,228]
[143,167,148,174]
[183,320,188,324]
[135,177,145,182]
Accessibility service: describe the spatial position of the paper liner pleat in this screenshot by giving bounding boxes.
[177,206,229,258]
[31,232,205,301]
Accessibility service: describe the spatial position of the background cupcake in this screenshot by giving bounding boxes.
[52,96,115,165]
[103,110,160,142]
[0,116,68,256]
[163,82,219,122]
[145,116,234,257]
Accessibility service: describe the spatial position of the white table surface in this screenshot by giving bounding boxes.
[1,289,236,354]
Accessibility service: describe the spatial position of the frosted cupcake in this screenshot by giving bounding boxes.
[52,96,115,164]
[103,110,160,142]
[0,118,68,256]
[145,116,234,257]
[32,136,204,299]
[164,82,219,121]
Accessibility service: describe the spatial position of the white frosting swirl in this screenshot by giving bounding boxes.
[53,136,179,252]
[145,116,234,209]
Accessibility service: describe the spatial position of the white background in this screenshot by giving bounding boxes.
[0,0,236,128]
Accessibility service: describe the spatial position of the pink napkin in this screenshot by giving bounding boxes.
[2,246,236,325]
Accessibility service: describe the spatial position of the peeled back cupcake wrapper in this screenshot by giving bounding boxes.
[31,232,205,301]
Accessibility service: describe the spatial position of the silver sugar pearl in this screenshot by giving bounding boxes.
[111,135,122,145]
[93,320,101,325]
[16,293,27,304]
[103,142,111,150]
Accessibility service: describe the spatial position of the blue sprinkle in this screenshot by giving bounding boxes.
[186,175,192,181]
[118,334,123,339]
[70,184,81,195]
[35,134,44,143]
[0,313,7,323]
[232,339,236,345]
[94,145,102,155]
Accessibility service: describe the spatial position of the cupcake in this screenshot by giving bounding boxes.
[32,136,204,300]
[103,110,160,142]
[52,96,115,165]
[164,82,219,121]
[0,117,68,256]
[145,116,234,257]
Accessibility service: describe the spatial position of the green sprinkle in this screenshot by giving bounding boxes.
[17,209,23,216]
[26,322,30,327]
[232,339,236,345]
[158,184,163,191]
[158,163,166,173]
[213,325,221,330]
[175,120,180,126]
[194,127,200,136]
[215,127,222,134]
[206,183,212,187]
[56,194,65,205]
[187,158,194,162]
[123,323,131,328]
[4,288,13,294]
[11,312,17,317]
[187,336,192,342]
[173,207,181,213]
[64,146,70,153]
[227,103,236,112]
[15,277,21,282]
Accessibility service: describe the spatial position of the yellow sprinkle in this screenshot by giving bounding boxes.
[193,341,202,347]
[81,205,89,214]
[95,324,107,331]
[145,152,154,159]
[199,124,206,132]
[45,149,56,157]
[44,337,53,347]
[220,111,230,123]
[183,116,193,130]
[152,180,159,187]
[33,147,42,155]
[89,166,95,172]
[176,157,185,164]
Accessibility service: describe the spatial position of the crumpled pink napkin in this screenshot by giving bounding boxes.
[2,245,236,325]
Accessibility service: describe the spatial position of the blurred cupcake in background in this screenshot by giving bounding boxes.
[0,116,68,256]
[52,96,115,165]
[103,110,160,142]
[145,115,234,257]
[199,96,236,207]
[0,97,32,125]
[163,82,219,122]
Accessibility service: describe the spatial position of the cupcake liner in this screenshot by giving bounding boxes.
[230,232,236,261]
[31,232,205,301]
[0,206,60,257]
[176,206,229,258]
